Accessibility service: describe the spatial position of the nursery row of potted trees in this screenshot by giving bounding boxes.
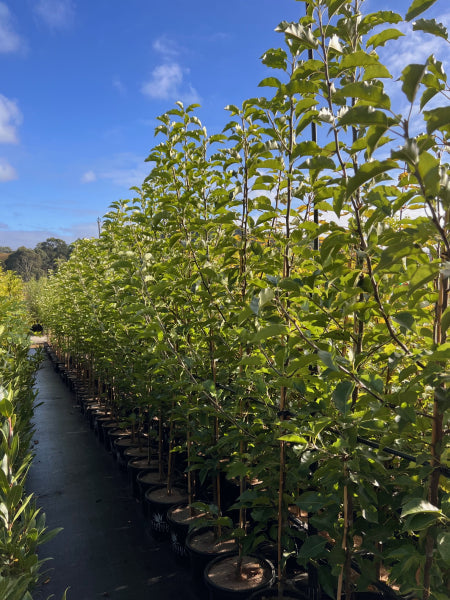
[34,1,449,598]
[0,268,61,599]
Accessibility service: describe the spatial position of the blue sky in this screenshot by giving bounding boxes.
[0,0,449,250]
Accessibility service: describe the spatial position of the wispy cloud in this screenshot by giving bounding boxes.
[0,95,22,144]
[81,170,96,183]
[0,3,26,54]
[141,35,201,104]
[142,63,184,100]
[113,77,126,95]
[34,0,75,29]
[152,35,179,59]
[0,158,17,182]
[82,153,149,189]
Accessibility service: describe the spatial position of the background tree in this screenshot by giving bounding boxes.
[4,247,44,281]
[35,237,72,272]
[4,238,72,281]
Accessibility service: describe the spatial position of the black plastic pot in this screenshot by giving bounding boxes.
[93,415,114,441]
[101,421,121,450]
[166,503,208,560]
[106,428,131,455]
[113,436,138,468]
[145,486,188,540]
[127,458,159,498]
[204,552,275,600]
[322,591,400,600]
[186,527,238,583]
[123,446,149,464]
[136,470,167,505]
[248,586,309,600]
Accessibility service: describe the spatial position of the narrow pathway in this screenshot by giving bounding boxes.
[27,353,199,600]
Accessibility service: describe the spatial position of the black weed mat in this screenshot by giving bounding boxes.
[27,355,201,600]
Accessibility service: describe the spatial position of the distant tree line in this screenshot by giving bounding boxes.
[1,238,73,281]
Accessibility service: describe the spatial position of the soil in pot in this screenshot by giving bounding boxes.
[166,503,208,560]
[145,486,188,540]
[204,553,275,600]
[107,428,131,456]
[123,446,149,463]
[186,527,238,583]
[137,469,167,505]
[127,457,159,498]
[113,436,139,467]
[87,407,109,428]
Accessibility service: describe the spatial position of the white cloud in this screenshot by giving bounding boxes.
[142,62,184,100]
[0,158,17,181]
[0,3,25,54]
[141,35,201,104]
[113,77,126,95]
[100,163,149,188]
[82,153,149,189]
[152,35,179,58]
[142,62,201,104]
[0,95,22,144]
[34,0,75,29]
[81,170,96,183]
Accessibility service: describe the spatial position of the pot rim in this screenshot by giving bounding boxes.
[204,552,276,596]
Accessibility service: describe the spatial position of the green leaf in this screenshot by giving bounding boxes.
[278,434,308,444]
[400,63,428,103]
[339,105,391,127]
[7,484,23,510]
[424,106,450,134]
[418,150,440,196]
[332,381,354,416]
[259,288,275,309]
[361,11,403,28]
[250,295,260,315]
[299,156,336,171]
[420,87,439,110]
[437,532,450,565]
[363,64,393,80]
[296,491,327,513]
[408,262,438,293]
[276,22,318,49]
[366,28,405,49]
[317,350,339,372]
[261,48,288,70]
[340,51,382,69]
[401,498,441,517]
[0,398,13,418]
[252,324,288,343]
[336,82,391,109]
[413,18,448,39]
[392,311,415,331]
[320,231,350,261]
[406,0,438,21]
[366,125,391,157]
[333,187,345,217]
[346,160,396,199]
[297,535,328,560]
[258,77,283,89]
[258,158,284,170]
